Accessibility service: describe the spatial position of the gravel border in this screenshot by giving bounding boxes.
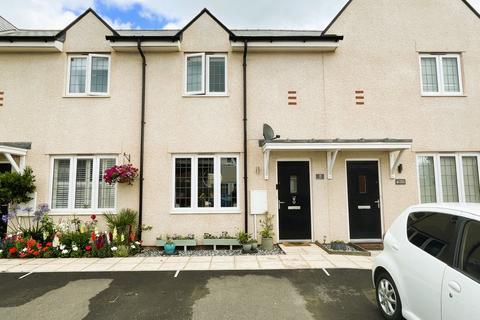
[136,245,284,257]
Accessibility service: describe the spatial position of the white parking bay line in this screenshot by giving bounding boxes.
[322,268,330,276]
[18,272,33,279]
[174,269,180,278]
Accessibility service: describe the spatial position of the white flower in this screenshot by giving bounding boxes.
[60,244,66,250]
[16,231,22,235]
[130,245,135,249]
[61,249,68,254]
[22,248,27,252]
[52,235,60,248]
[135,241,140,245]
[72,246,78,252]
[0,250,3,254]
[111,246,118,252]
[7,234,12,238]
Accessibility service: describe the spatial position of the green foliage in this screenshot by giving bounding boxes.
[91,243,113,258]
[259,213,274,238]
[60,231,90,249]
[0,167,36,205]
[113,245,130,257]
[236,230,252,244]
[104,208,138,243]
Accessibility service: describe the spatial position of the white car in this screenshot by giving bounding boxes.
[373,203,480,320]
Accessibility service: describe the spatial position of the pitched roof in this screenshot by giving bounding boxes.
[0,16,16,31]
[0,8,343,43]
[322,0,480,34]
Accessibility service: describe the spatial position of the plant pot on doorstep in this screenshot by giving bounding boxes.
[251,241,258,250]
[242,244,252,251]
[330,242,347,251]
[164,243,176,254]
[262,237,273,250]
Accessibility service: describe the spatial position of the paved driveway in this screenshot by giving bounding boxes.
[0,269,381,320]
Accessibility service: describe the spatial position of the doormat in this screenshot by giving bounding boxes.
[282,242,311,246]
[354,243,384,251]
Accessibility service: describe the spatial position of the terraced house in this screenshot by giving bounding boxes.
[1,0,479,246]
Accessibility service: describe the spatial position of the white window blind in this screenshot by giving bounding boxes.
[52,159,71,209]
[50,156,116,212]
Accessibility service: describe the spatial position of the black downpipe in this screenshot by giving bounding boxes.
[243,41,248,233]
[137,40,146,240]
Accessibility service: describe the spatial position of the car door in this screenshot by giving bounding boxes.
[442,218,480,320]
[399,211,459,320]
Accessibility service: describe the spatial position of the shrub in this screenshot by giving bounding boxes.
[0,167,36,205]
[104,208,138,244]
[259,213,274,238]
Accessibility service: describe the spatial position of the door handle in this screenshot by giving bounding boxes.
[448,281,461,294]
[374,199,380,208]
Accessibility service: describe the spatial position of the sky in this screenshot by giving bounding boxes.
[0,0,480,31]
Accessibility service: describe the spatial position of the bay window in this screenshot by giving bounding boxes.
[51,156,116,211]
[419,54,462,96]
[184,53,227,95]
[67,54,110,96]
[173,154,239,213]
[417,154,480,203]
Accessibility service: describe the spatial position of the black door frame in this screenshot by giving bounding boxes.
[276,159,313,242]
[346,159,384,241]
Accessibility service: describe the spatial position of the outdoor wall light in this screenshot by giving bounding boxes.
[398,164,403,174]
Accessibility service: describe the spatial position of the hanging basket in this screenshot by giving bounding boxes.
[103,164,139,185]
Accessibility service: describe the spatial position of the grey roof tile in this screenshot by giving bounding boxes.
[0,16,16,32]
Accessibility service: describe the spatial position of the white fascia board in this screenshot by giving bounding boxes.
[0,40,63,52]
[262,142,412,152]
[110,41,181,52]
[0,145,28,156]
[231,41,339,52]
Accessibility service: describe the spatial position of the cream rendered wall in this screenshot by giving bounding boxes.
[0,12,140,228]
[247,0,480,242]
[141,14,245,245]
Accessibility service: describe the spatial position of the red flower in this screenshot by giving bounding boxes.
[8,247,17,254]
[85,245,92,251]
[18,252,26,258]
[91,232,96,241]
[91,214,96,221]
[26,238,36,248]
[33,251,40,257]
[45,242,52,247]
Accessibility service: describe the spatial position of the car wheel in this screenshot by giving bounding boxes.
[376,272,403,320]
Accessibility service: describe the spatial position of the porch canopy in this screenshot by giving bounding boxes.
[0,142,31,173]
[260,138,412,180]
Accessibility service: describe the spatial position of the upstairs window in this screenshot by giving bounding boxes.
[419,54,462,96]
[67,54,110,96]
[185,53,227,96]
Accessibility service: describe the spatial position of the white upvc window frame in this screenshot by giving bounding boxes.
[419,53,463,96]
[66,54,111,97]
[171,154,240,214]
[416,153,480,203]
[49,155,117,214]
[184,53,227,96]
[206,54,228,96]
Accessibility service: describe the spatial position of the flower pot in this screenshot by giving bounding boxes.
[251,242,258,250]
[330,242,347,251]
[242,244,252,251]
[164,243,176,254]
[261,237,273,250]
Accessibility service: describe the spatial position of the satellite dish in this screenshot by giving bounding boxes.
[263,123,280,141]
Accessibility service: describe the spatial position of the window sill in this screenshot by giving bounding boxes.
[48,209,115,216]
[421,94,466,97]
[170,209,241,215]
[63,94,111,98]
[182,94,229,98]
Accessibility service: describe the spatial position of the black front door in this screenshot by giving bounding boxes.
[0,163,12,238]
[347,161,382,240]
[278,161,311,240]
